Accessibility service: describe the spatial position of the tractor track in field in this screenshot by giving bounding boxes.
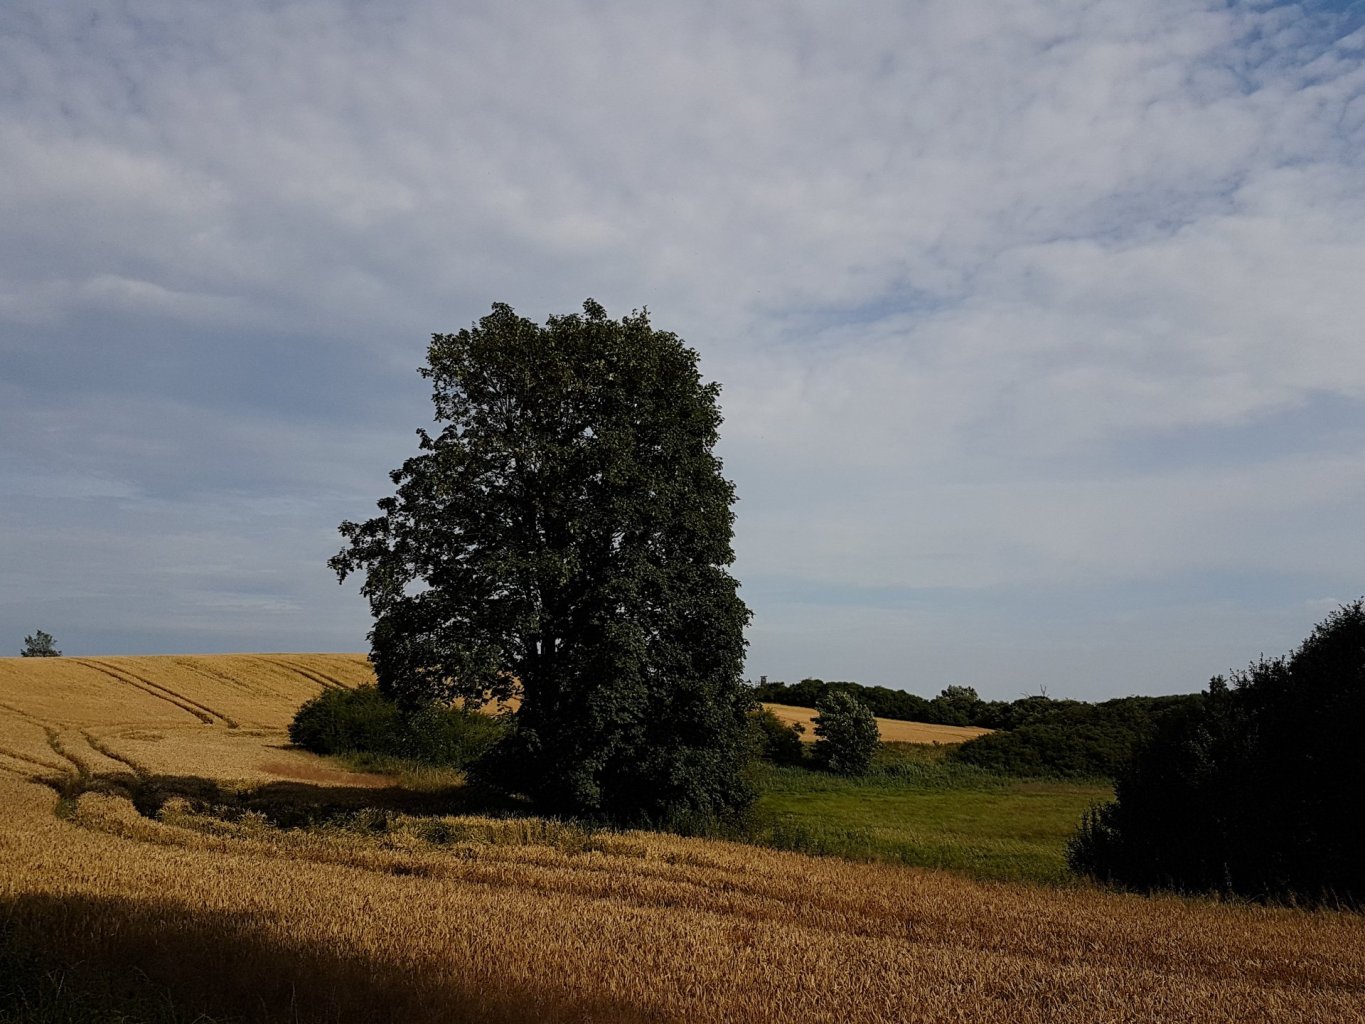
[262,656,351,693]
[0,699,52,725]
[43,726,91,781]
[75,659,238,728]
[0,745,65,778]
[81,728,150,778]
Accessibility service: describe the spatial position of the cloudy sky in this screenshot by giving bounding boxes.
[4,1,1364,700]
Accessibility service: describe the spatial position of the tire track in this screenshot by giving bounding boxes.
[44,727,90,778]
[0,744,66,776]
[0,704,69,774]
[81,728,150,778]
[0,699,52,725]
[274,656,351,693]
[96,659,240,727]
[75,659,235,727]
[172,657,271,698]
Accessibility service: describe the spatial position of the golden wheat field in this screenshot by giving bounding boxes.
[763,702,992,745]
[1,655,1363,1023]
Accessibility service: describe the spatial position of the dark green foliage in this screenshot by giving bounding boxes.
[751,678,991,726]
[753,678,935,722]
[20,630,59,657]
[749,707,805,766]
[288,685,502,768]
[289,685,399,755]
[926,684,983,726]
[954,694,1200,779]
[811,691,879,776]
[860,684,932,722]
[400,701,506,766]
[1069,600,1365,907]
[331,300,753,827]
[974,694,1074,729]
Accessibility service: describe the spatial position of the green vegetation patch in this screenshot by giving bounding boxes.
[753,747,1111,885]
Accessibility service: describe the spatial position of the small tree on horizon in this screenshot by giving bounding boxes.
[21,630,60,658]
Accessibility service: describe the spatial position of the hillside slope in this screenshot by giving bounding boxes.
[1,654,1362,1023]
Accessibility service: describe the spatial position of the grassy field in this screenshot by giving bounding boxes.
[753,746,1111,884]
[1,654,1363,1023]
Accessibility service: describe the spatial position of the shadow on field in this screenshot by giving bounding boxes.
[125,773,528,827]
[0,890,654,1024]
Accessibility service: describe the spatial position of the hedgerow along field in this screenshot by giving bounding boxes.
[2,655,1363,1023]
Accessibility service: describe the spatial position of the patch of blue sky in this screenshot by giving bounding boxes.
[1212,1,1363,95]
[1075,391,1365,477]
[1296,0,1365,28]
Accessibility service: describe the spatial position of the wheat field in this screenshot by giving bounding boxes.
[1,655,1362,1023]
[763,701,992,744]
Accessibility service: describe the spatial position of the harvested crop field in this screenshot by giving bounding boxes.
[1,655,1363,1023]
[764,701,993,744]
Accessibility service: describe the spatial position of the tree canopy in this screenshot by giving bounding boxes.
[20,630,60,657]
[331,300,753,826]
[812,690,879,776]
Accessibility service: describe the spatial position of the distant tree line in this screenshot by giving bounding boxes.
[751,678,987,726]
[953,694,1201,778]
[751,676,1201,778]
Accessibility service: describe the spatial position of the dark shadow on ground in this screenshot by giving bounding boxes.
[1,891,657,1024]
[124,772,530,826]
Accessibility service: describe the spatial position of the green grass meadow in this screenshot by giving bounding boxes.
[751,744,1113,885]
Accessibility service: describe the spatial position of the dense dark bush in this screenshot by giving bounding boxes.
[1068,600,1365,907]
[811,691,879,776]
[289,686,400,755]
[399,702,507,766]
[748,707,805,765]
[953,694,1200,778]
[289,685,503,768]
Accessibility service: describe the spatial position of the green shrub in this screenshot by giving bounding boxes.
[400,702,506,766]
[811,691,879,776]
[289,685,400,755]
[289,685,504,769]
[749,708,805,766]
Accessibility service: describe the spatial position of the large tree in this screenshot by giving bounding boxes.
[331,300,753,826]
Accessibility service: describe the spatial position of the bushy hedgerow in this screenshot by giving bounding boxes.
[952,694,1201,779]
[288,685,504,768]
[1068,600,1365,908]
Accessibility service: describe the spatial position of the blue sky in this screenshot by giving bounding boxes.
[3,1,1364,699]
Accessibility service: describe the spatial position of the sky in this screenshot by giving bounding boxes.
[3,1,1364,700]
